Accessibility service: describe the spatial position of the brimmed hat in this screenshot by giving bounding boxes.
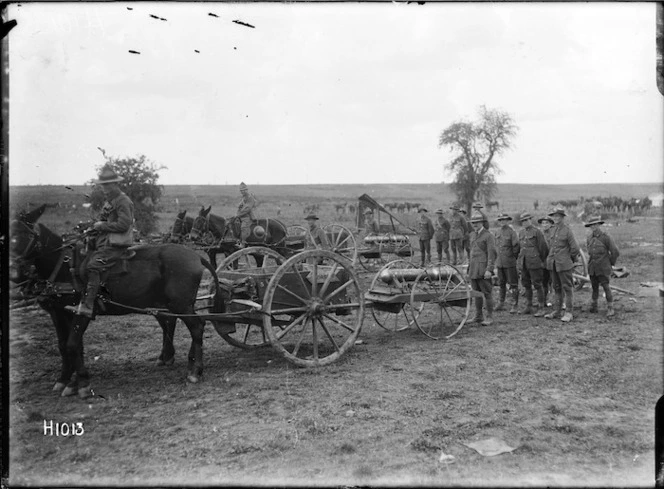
[537,216,554,224]
[435,208,444,214]
[459,209,467,215]
[93,165,123,184]
[584,215,605,227]
[548,206,567,217]
[519,212,533,222]
[497,212,513,221]
[239,182,248,191]
[472,202,484,209]
[363,208,373,214]
[449,204,460,211]
[418,207,428,213]
[304,214,319,221]
[470,212,486,223]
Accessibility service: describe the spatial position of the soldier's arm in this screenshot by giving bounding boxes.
[568,228,581,262]
[97,199,133,233]
[512,229,520,258]
[486,233,496,271]
[537,230,549,262]
[606,234,620,265]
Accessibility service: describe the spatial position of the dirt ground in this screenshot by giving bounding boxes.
[6,216,662,487]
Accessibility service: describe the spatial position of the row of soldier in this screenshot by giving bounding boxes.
[413,203,620,326]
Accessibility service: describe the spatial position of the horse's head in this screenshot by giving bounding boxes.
[189,205,212,240]
[9,213,44,284]
[170,210,191,243]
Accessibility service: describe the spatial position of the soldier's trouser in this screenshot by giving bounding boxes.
[463,237,470,259]
[450,239,464,264]
[521,266,545,305]
[240,219,252,241]
[435,239,450,262]
[542,268,551,299]
[551,264,574,312]
[590,273,613,303]
[496,266,519,301]
[471,278,493,314]
[419,239,431,264]
[85,247,126,309]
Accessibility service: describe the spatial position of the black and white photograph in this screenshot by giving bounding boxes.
[4,1,663,486]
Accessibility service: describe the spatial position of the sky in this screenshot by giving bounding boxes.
[6,2,664,186]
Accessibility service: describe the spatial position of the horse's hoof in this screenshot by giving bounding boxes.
[78,387,92,399]
[53,382,67,392]
[61,386,77,397]
[187,374,200,384]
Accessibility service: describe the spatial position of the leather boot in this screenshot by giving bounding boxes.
[589,300,598,313]
[509,288,519,314]
[533,302,546,317]
[544,293,562,319]
[65,271,100,318]
[606,302,615,317]
[494,287,506,311]
[518,289,532,314]
[482,296,494,326]
[468,296,484,323]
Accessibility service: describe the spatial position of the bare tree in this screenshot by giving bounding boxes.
[438,105,518,214]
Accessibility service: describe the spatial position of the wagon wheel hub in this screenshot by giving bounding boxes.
[307,298,325,316]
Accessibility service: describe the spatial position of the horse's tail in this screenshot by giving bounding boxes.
[199,256,224,314]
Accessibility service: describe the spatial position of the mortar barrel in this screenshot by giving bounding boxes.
[379,266,459,284]
[364,234,409,245]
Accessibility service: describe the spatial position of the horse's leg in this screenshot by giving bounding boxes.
[207,250,217,271]
[181,315,205,383]
[50,308,75,392]
[155,316,177,366]
[63,316,92,399]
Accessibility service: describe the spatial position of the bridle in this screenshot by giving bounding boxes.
[11,220,42,262]
[171,215,189,241]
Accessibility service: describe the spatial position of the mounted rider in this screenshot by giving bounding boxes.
[236,182,258,245]
[65,165,135,318]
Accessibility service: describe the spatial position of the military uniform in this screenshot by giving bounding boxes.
[494,215,520,313]
[544,208,580,321]
[433,210,451,263]
[585,217,620,316]
[538,217,554,304]
[518,214,549,316]
[237,183,258,241]
[449,208,468,265]
[468,214,496,326]
[305,215,330,250]
[417,209,435,265]
[66,165,134,318]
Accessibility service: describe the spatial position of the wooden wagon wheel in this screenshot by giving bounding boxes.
[212,247,284,350]
[369,259,420,332]
[572,249,589,291]
[262,250,364,367]
[323,224,358,266]
[409,264,470,340]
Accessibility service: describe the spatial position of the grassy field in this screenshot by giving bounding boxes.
[9,182,663,236]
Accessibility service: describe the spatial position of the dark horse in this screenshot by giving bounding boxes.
[168,209,225,268]
[9,205,224,398]
[188,206,288,266]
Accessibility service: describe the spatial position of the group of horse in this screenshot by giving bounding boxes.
[8,204,293,399]
[549,196,653,215]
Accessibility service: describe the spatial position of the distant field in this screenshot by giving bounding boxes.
[9,182,662,234]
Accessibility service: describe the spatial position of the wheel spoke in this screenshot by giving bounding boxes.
[276,283,309,306]
[318,262,339,298]
[323,278,355,303]
[290,317,310,357]
[275,312,308,341]
[291,264,312,299]
[312,317,319,360]
[317,317,341,352]
[322,312,357,333]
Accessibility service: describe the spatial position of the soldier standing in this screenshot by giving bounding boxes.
[584,215,620,317]
[538,216,554,306]
[65,165,135,318]
[236,182,258,245]
[544,206,580,322]
[518,213,549,317]
[417,208,435,266]
[468,212,496,326]
[448,205,468,266]
[363,208,380,236]
[433,209,451,263]
[459,208,471,262]
[494,213,520,314]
